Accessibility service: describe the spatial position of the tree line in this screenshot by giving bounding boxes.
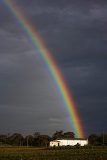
[0,131,107,147]
[88,133,107,146]
[0,131,74,147]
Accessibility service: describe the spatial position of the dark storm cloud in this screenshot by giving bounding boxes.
[0,0,107,136]
[0,27,68,134]
[15,0,107,64]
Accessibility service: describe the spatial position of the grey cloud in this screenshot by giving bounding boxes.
[0,0,107,136]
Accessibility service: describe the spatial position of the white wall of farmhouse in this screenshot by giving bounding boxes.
[50,140,60,147]
[50,139,88,147]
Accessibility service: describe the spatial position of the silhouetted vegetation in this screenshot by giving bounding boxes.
[0,131,107,147]
[0,131,107,160]
[88,133,107,146]
[0,130,75,147]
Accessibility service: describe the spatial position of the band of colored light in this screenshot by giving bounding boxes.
[4,0,85,138]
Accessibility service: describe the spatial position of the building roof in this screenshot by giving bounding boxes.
[50,140,60,142]
[56,138,88,140]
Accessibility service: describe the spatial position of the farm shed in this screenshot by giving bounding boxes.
[50,138,88,147]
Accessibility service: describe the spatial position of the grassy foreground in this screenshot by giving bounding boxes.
[0,146,107,160]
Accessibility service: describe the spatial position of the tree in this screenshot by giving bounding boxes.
[52,130,63,140]
[98,133,107,145]
[88,134,99,145]
[0,135,7,145]
[8,133,24,146]
[63,132,75,139]
[37,135,50,147]
[24,135,34,147]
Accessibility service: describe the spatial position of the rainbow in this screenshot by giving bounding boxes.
[3,0,85,138]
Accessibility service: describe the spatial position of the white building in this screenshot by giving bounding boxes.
[50,139,88,147]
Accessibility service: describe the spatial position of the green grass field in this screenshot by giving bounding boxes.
[0,146,107,160]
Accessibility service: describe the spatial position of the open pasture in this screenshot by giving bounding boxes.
[0,146,107,160]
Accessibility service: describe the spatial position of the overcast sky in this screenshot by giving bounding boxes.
[0,0,107,137]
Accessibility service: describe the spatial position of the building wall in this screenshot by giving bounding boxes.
[58,140,88,146]
[50,141,60,147]
[50,139,88,147]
